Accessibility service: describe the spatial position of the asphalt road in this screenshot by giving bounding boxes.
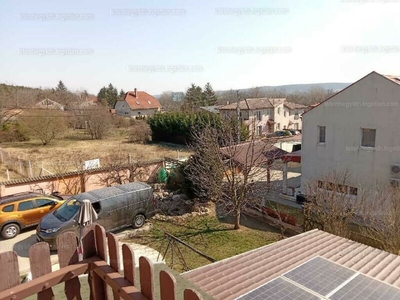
[0,227,58,276]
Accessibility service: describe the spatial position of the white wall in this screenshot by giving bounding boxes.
[115,101,159,117]
[301,72,400,193]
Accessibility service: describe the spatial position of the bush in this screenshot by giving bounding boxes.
[0,122,30,142]
[113,115,130,128]
[128,120,151,143]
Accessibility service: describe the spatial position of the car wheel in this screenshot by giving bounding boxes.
[133,214,146,228]
[1,223,20,239]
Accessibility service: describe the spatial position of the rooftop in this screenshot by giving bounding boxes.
[219,98,286,110]
[183,229,400,300]
[120,89,162,110]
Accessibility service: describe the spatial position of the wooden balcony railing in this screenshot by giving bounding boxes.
[0,224,202,300]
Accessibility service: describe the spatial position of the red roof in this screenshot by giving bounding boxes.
[87,96,98,102]
[120,90,161,110]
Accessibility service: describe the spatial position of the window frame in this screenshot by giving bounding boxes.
[35,198,57,208]
[17,200,35,211]
[256,110,262,121]
[318,126,326,144]
[2,204,14,212]
[360,128,376,148]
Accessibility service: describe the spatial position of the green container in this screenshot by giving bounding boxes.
[158,167,168,183]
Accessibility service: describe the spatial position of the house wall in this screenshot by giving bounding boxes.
[115,101,160,118]
[301,72,400,194]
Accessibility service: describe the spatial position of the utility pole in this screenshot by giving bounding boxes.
[236,90,241,143]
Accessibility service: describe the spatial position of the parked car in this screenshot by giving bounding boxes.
[36,182,156,250]
[287,130,301,135]
[0,192,65,239]
[274,131,292,137]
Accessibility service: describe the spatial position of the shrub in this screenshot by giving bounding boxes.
[128,120,151,143]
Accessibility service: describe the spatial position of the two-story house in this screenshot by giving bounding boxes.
[115,88,161,118]
[218,98,306,136]
[301,71,400,197]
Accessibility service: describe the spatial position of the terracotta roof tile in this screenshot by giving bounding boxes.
[183,229,400,300]
[120,90,161,110]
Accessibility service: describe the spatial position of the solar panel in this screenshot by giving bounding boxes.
[283,257,356,297]
[329,273,400,300]
[236,277,320,300]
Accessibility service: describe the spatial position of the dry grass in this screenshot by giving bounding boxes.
[0,129,192,181]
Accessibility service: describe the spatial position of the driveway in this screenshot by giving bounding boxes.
[0,227,58,275]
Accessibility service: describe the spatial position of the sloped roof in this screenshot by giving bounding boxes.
[183,229,400,300]
[303,71,400,116]
[283,102,308,110]
[219,98,286,110]
[120,90,161,110]
[220,140,287,167]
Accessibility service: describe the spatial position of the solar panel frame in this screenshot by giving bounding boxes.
[282,256,356,297]
[235,277,321,300]
[329,273,400,300]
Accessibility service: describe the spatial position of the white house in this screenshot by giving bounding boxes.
[115,88,161,118]
[218,98,307,136]
[301,71,400,197]
[35,98,64,110]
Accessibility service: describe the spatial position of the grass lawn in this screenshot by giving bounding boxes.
[125,215,281,273]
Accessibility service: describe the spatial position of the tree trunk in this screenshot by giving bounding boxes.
[234,209,241,230]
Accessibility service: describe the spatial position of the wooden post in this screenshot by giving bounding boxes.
[29,242,54,300]
[29,160,33,177]
[184,289,203,300]
[0,251,20,293]
[6,169,9,181]
[122,244,135,286]
[139,257,154,300]
[160,270,176,300]
[57,232,82,300]
[0,149,3,163]
[107,233,120,299]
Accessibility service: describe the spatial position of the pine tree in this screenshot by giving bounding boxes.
[202,82,218,106]
[119,89,125,99]
[182,84,204,111]
[97,84,119,108]
[56,80,67,92]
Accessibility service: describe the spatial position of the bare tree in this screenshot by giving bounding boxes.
[84,106,113,139]
[185,124,284,229]
[303,169,368,238]
[19,110,68,145]
[97,150,150,187]
[359,185,400,254]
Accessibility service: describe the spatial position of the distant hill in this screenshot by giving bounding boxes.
[155,82,350,98]
[235,82,350,94]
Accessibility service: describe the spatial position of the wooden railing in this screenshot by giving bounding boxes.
[0,224,202,300]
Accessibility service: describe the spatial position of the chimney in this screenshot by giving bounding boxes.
[134,88,137,97]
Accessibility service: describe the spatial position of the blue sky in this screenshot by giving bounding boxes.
[0,0,399,95]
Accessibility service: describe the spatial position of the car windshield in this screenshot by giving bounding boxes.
[54,198,81,222]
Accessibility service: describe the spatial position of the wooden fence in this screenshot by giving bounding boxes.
[0,224,202,300]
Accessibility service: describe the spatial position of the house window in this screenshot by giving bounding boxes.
[318,126,326,143]
[277,107,281,115]
[257,126,262,136]
[361,128,376,148]
[295,109,299,115]
[294,123,299,130]
[284,111,287,117]
[277,123,280,130]
[256,111,261,121]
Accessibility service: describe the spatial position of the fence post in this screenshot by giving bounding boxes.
[139,256,154,300]
[18,156,22,174]
[0,148,3,163]
[29,242,54,300]
[160,270,176,300]
[29,161,33,178]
